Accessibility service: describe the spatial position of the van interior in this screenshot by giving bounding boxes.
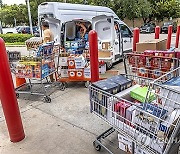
[63,19,115,55]
[63,20,91,54]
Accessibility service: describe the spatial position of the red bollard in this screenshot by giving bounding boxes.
[155,26,160,39]
[133,27,140,52]
[89,30,99,82]
[175,26,180,48]
[0,38,25,142]
[166,25,173,50]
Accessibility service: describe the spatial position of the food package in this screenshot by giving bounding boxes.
[68,69,76,80]
[130,86,155,103]
[75,69,84,80]
[118,134,133,154]
[68,56,75,69]
[114,101,131,122]
[149,69,162,79]
[34,64,41,78]
[158,109,180,141]
[137,68,149,78]
[59,57,68,66]
[25,37,43,50]
[84,67,91,79]
[133,103,168,133]
[74,56,86,69]
[107,75,132,92]
[60,66,68,78]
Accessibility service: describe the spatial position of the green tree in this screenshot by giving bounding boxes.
[149,0,180,22]
[137,0,152,23]
[122,0,140,27]
[0,0,2,7]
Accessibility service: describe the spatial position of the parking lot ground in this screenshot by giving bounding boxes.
[0,33,179,154]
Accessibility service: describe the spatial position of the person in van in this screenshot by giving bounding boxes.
[76,22,87,38]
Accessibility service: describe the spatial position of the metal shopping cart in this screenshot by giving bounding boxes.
[89,72,180,154]
[123,52,180,80]
[11,42,64,103]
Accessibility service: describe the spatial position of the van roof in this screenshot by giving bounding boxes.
[40,2,115,14]
[38,2,125,25]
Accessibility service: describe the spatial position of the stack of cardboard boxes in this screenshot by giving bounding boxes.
[59,53,107,80]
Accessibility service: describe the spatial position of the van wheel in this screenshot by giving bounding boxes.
[106,62,113,70]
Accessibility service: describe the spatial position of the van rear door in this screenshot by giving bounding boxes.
[92,15,115,62]
[43,18,61,44]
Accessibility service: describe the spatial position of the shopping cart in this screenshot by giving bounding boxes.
[11,42,65,103]
[89,72,180,154]
[123,52,180,80]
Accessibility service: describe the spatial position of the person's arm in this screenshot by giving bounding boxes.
[80,23,87,38]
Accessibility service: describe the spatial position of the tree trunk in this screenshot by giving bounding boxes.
[143,18,147,24]
[132,18,135,28]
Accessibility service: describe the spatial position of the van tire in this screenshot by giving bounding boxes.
[106,62,113,70]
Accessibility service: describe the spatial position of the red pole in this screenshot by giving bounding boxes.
[133,27,140,52]
[175,25,180,48]
[89,30,99,82]
[166,25,173,50]
[155,26,160,39]
[0,38,25,142]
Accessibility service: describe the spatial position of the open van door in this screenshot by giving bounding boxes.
[92,15,115,68]
[43,18,61,44]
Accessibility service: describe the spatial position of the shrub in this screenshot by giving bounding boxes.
[0,34,32,43]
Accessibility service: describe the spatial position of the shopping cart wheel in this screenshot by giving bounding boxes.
[44,96,51,103]
[59,83,66,91]
[85,81,90,88]
[26,85,31,90]
[93,141,101,151]
[60,85,66,91]
[16,93,19,99]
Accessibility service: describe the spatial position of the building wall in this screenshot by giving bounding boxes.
[123,18,180,28]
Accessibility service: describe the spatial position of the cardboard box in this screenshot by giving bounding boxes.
[130,86,155,103]
[133,104,168,133]
[107,75,132,91]
[118,134,133,154]
[92,79,119,95]
[114,101,131,122]
[65,41,71,48]
[102,42,111,50]
[59,57,68,66]
[98,50,111,58]
[76,69,84,80]
[68,57,75,69]
[158,109,180,140]
[135,145,149,154]
[74,56,86,69]
[159,85,180,109]
[136,39,167,52]
[84,67,91,79]
[68,69,76,79]
[99,64,106,74]
[60,67,68,78]
[126,105,136,126]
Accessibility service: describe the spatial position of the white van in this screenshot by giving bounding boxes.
[38,2,133,69]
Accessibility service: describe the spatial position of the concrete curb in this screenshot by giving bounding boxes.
[5,45,26,47]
